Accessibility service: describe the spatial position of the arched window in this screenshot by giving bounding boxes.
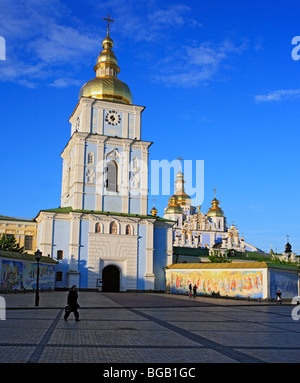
[110,221,118,234]
[57,250,63,260]
[132,157,138,171]
[87,152,94,165]
[126,225,132,235]
[95,223,101,233]
[106,160,118,192]
[75,117,80,131]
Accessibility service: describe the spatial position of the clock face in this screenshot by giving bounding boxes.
[104,110,121,126]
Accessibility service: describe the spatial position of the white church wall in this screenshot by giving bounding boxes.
[88,232,138,291]
[78,219,89,288]
[128,197,141,215]
[137,224,147,290]
[103,195,122,212]
[153,226,169,291]
[52,220,70,260]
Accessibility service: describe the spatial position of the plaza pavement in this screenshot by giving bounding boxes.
[0,291,299,365]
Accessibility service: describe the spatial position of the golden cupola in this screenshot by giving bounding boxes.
[165,195,183,215]
[206,190,224,217]
[79,23,133,104]
[173,170,192,206]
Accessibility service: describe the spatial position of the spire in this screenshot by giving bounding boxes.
[94,15,120,78]
[103,14,114,34]
[171,166,192,207]
[79,14,133,104]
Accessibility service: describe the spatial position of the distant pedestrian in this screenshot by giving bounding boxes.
[189,283,192,298]
[276,289,282,304]
[193,284,197,298]
[64,285,80,321]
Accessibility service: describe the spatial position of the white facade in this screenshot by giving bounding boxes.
[36,29,174,291]
[61,97,151,216]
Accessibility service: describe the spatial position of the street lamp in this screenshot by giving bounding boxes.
[34,249,42,307]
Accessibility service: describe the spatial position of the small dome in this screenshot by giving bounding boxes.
[165,196,183,215]
[165,205,183,214]
[206,197,224,217]
[150,206,158,217]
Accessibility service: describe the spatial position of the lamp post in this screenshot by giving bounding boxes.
[34,249,42,307]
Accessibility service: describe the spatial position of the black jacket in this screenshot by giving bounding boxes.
[67,289,79,309]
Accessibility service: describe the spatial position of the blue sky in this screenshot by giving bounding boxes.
[0,0,300,254]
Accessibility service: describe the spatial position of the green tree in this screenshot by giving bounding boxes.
[0,234,24,253]
[208,251,232,263]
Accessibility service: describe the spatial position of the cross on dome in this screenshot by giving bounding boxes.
[103,14,114,32]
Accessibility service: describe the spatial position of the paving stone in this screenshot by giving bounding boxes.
[0,292,298,363]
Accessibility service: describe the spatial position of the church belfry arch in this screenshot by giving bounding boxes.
[106,160,118,192]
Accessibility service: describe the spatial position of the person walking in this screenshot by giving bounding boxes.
[189,283,192,298]
[64,285,80,321]
[193,284,197,298]
[276,289,282,304]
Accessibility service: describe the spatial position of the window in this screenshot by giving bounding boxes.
[56,271,63,282]
[110,222,118,234]
[67,166,71,190]
[75,117,80,131]
[106,160,118,192]
[132,157,138,171]
[57,250,63,260]
[87,151,94,165]
[24,235,33,250]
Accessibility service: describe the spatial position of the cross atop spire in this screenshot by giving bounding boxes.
[103,14,114,33]
[176,156,183,172]
[287,234,290,243]
[213,188,217,198]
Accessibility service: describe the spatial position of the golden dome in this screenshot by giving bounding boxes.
[150,206,158,217]
[165,196,183,215]
[206,197,224,217]
[79,29,133,104]
[79,77,133,104]
[175,191,192,206]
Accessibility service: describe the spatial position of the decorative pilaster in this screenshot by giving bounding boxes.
[69,212,82,272]
[144,220,155,289]
[37,212,55,257]
[122,145,130,213]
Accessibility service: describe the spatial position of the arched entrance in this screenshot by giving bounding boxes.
[102,265,120,292]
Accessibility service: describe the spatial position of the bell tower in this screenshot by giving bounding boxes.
[60,18,151,215]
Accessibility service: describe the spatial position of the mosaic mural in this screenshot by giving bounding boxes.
[166,269,263,298]
[1,260,55,290]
